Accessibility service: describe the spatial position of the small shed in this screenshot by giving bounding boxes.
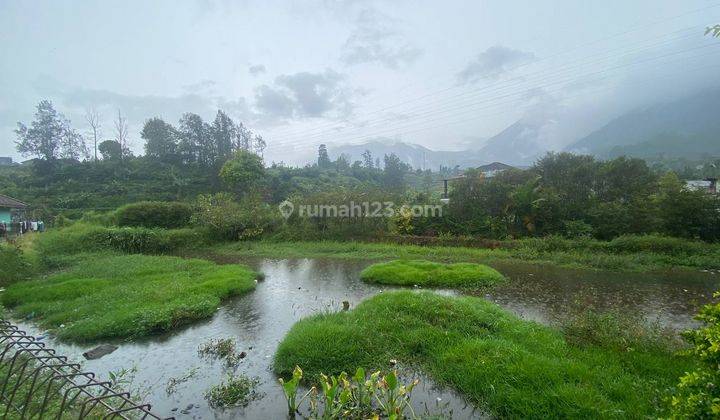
[0,194,28,225]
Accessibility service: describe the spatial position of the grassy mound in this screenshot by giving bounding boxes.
[359,259,505,288]
[274,291,692,418]
[2,253,259,341]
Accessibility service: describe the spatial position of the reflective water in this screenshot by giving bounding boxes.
[13,257,720,419]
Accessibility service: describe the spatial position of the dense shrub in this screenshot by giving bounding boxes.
[36,224,207,260]
[671,293,720,417]
[115,201,193,229]
[192,193,279,241]
[605,234,710,256]
[0,243,33,286]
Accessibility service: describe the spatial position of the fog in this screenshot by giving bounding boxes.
[1,0,719,165]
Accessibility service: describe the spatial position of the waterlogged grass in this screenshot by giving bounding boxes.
[213,236,720,272]
[1,253,259,341]
[360,259,505,288]
[274,291,693,418]
[205,374,261,408]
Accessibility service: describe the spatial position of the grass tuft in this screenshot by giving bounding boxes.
[360,259,505,288]
[1,253,259,341]
[205,374,261,408]
[274,291,693,418]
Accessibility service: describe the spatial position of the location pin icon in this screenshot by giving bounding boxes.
[278,200,294,219]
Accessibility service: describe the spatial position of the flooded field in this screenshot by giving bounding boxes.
[13,257,720,419]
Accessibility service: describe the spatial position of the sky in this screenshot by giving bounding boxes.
[1,0,719,165]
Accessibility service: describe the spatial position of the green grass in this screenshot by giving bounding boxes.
[1,253,259,341]
[360,259,505,288]
[209,236,720,272]
[274,291,693,419]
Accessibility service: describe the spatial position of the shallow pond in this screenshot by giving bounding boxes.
[13,257,720,419]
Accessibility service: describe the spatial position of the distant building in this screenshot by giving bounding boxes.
[0,157,12,166]
[686,178,718,194]
[0,194,28,230]
[476,162,514,178]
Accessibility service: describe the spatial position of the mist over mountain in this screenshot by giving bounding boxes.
[567,89,720,159]
[330,119,552,170]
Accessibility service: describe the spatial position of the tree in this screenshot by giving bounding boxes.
[362,150,374,169]
[317,144,331,168]
[210,110,236,163]
[382,153,408,192]
[85,108,101,161]
[113,110,131,159]
[706,24,720,37]
[655,172,720,240]
[178,113,212,165]
[254,135,266,160]
[142,117,177,162]
[219,150,266,196]
[235,122,253,151]
[98,140,122,161]
[15,100,86,162]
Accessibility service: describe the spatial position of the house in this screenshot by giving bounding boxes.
[686,178,718,194]
[0,194,28,228]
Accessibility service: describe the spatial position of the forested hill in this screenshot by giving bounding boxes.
[567,89,720,159]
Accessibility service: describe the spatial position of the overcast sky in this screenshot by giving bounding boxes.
[1,0,719,165]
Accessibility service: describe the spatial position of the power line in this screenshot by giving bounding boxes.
[267,2,720,139]
[274,58,720,159]
[271,28,705,145]
[268,40,720,150]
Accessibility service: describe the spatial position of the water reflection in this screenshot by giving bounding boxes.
[11,256,719,419]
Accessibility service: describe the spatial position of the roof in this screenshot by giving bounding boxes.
[477,162,515,172]
[0,194,28,208]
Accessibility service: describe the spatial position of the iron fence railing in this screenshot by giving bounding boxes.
[0,319,171,419]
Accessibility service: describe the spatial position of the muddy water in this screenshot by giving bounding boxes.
[13,257,720,419]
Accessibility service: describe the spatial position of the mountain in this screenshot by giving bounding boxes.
[330,140,486,170]
[330,120,549,170]
[567,89,720,159]
[474,120,547,165]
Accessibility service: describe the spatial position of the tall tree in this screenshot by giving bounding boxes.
[254,135,266,160]
[178,113,212,165]
[235,122,253,151]
[85,108,101,161]
[362,149,374,169]
[15,100,85,162]
[382,153,408,191]
[113,110,131,159]
[317,144,331,168]
[142,117,177,162]
[211,110,236,162]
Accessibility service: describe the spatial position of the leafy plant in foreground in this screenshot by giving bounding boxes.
[671,292,720,418]
[279,366,419,419]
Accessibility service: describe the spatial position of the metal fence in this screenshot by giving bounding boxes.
[0,320,171,419]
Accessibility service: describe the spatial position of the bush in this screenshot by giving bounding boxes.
[36,224,207,261]
[0,243,33,286]
[671,293,720,417]
[563,220,594,239]
[115,201,193,229]
[192,194,279,241]
[606,234,709,255]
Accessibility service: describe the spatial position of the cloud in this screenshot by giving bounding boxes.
[182,79,217,94]
[340,9,422,69]
[253,69,353,120]
[457,46,536,84]
[248,64,267,76]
